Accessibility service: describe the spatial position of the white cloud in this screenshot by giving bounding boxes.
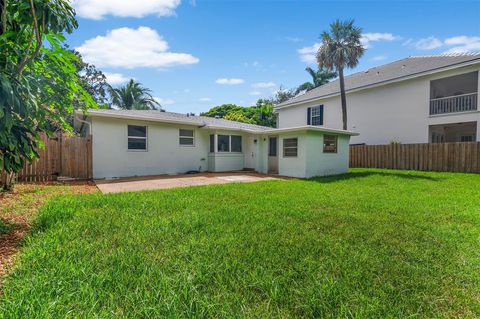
[249,91,261,96]
[215,78,244,85]
[370,55,387,61]
[252,82,276,89]
[199,97,212,102]
[72,0,181,20]
[413,36,443,50]
[76,27,199,69]
[404,35,480,53]
[298,43,321,63]
[154,97,175,105]
[103,72,130,85]
[443,36,480,53]
[298,32,399,63]
[361,33,400,48]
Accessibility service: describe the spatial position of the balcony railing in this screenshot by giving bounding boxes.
[430,92,478,115]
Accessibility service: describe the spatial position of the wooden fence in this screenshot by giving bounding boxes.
[1,133,92,183]
[350,142,480,173]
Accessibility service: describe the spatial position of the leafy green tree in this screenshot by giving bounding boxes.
[73,50,112,108]
[270,86,296,105]
[201,99,276,128]
[0,0,95,190]
[296,67,337,94]
[200,104,243,118]
[223,111,255,124]
[110,79,161,110]
[317,19,364,130]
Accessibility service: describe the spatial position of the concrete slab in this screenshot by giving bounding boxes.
[95,172,278,194]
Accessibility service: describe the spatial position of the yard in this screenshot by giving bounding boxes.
[0,169,479,318]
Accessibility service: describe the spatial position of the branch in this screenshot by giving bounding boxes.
[15,0,43,75]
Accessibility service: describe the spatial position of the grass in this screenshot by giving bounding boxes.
[0,169,479,318]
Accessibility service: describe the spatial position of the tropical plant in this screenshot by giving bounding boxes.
[0,0,95,190]
[270,85,296,105]
[316,19,365,130]
[110,79,160,110]
[296,67,337,94]
[201,99,276,128]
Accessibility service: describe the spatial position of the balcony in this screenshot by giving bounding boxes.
[429,71,478,116]
[430,92,478,115]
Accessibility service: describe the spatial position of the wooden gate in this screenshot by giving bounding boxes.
[1,133,92,183]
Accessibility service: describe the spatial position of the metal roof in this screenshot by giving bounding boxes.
[275,53,480,109]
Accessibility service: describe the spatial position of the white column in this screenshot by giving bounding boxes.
[214,132,218,153]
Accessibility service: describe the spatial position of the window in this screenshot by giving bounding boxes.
[323,135,337,153]
[283,138,298,157]
[269,137,277,156]
[127,125,147,151]
[308,105,324,126]
[461,135,475,142]
[231,135,242,152]
[218,135,230,152]
[179,129,194,146]
[209,134,214,152]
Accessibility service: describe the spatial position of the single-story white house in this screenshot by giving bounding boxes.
[74,109,357,179]
[275,53,480,144]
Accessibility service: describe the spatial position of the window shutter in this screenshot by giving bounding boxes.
[319,105,324,125]
[307,107,311,125]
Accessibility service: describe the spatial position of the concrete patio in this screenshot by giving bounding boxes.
[95,172,279,194]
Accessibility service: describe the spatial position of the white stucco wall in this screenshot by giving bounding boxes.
[305,133,350,178]
[276,65,480,144]
[91,117,211,179]
[276,131,351,178]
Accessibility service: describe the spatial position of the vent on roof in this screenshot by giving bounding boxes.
[214,115,220,119]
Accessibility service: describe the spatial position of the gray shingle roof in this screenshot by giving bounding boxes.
[85,109,272,132]
[276,53,480,108]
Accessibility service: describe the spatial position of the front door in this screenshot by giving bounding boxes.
[268,136,278,174]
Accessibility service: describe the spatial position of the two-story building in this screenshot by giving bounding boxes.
[275,53,480,145]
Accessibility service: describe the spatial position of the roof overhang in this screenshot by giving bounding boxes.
[262,125,359,136]
[274,58,480,110]
[75,110,269,134]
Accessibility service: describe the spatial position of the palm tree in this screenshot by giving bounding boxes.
[316,19,364,130]
[296,67,337,94]
[110,79,161,110]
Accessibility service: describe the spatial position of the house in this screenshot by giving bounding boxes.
[275,53,480,145]
[74,109,356,179]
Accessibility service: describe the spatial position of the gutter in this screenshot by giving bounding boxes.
[75,113,91,135]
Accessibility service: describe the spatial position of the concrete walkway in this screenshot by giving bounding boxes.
[95,172,278,194]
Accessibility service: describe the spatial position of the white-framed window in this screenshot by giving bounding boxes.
[323,135,337,153]
[179,129,195,146]
[127,125,147,151]
[310,105,323,126]
[216,135,242,153]
[218,135,230,152]
[283,138,298,157]
[231,135,242,152]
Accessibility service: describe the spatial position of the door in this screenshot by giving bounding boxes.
[268,136,278,174]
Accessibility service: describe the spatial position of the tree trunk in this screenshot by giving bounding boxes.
[338,67,348,130]
[2,172,16,191]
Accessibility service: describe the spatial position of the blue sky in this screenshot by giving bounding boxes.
[68,0,480,114]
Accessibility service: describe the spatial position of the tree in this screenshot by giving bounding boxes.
[200,104,243,118]
[270,86,296,105]
[0,0,95,190]
[73,50,112,108]
[110,79,160,110]
[316,19,364,130]
[296,67,337,94]
[201,100,276,128]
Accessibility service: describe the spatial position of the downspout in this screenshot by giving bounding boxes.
[75,113,91,136]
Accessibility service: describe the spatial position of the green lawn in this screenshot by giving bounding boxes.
[1,169,479,318]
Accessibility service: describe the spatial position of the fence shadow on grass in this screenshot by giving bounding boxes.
[308,170,443,184]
